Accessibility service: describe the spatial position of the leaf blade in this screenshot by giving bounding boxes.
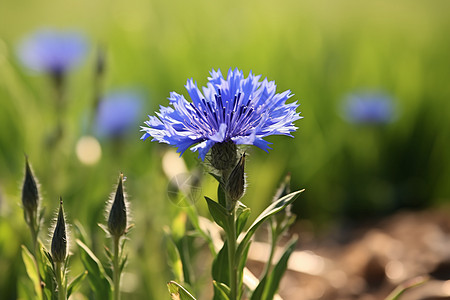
[237,189,304,258]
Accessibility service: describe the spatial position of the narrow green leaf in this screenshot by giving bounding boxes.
[76,239,112,299]
[213,281,231,300]
[212,241,229,286]
[72,220,89,244]
[67,271,87,297]
[183,205,216,256]
[119,254,128,273]
[237,190,304,258]
[384,276,429,300]
[250,276,267,300]
[21,245,43,300]
[37,244,54,300]
[205,196,230,230]
[167,281,197,300]
[217,183,227,208]
[177,235,196,285]
[164,230,185,283]
[37,241,56,294]
[236,204,251,236]
[104,245,113,261]
[262,236,298,300]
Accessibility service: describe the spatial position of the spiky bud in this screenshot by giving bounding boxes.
[210,140,238,171]
[51,199,67,263]
[225,153,246,208]
[22,156,39,224]
[107,173,127,238]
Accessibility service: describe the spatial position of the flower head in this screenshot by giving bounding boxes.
[141,68,301,160]
[342,91,396,124]
[96,90,143,138]
[17,28,88,75]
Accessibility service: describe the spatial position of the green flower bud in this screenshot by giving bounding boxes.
[107,173,127,238]
[51,199,67,263]
[225,153,246,208]
[22,156,39,224]
[210,140,238,171]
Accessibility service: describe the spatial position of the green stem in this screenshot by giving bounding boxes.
[113,236,121,300]
[27,212,45,300]
[27,216,38,256]
[261,223,278,279]
[227,206,238,300]
[55,261,65,300]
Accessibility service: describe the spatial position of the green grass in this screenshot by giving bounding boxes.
[1,0,450,298]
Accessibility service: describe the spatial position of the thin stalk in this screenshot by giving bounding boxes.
[113,236,121,300]
[261,223,278,278]
[226,205,238,300]
[27,212,45,300]
[55,261,65,300]
[27,211,38,255]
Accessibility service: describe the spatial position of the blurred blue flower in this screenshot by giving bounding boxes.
[342,91,395,124]
[17,29,88,75]
[141,68,301,160]
[96,90,144,138]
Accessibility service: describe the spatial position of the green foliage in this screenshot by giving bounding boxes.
[212,241,229,287]
[207,181,303,299]
[67,271,88,298]
[21,246,43,300]
[2,0,450,299]
[237,190,304,259]
[250,236,298,300]
[167,281,197,300]
[212,281,231,300]
[76,239,112,299]
[205,196,230,232]
[164,229,185,283]
[384,276,429,300]
[235,202,251,237]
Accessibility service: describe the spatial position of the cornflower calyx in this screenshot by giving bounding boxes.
[107,173,127,238]
[51,199,67,263]
[210,140,238,171]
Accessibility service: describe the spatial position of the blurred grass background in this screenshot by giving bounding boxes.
[1,0,450,298]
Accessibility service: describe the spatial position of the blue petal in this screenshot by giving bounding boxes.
[209,123,227,142]
[190,140,216,161]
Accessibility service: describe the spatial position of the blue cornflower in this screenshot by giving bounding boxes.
[342,91,395,124]
[141,68,301,161]
[17,28,88,75]
[96,90,143,138]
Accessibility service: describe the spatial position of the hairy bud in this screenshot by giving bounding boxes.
[210,140,238,171]
[107,173,127,238]
[225,153,246,208]
[51,199,67,263]
[22,156,39,224]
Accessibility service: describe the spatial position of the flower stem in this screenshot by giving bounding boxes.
[27,212,45,300]
[113,236,121,300]
[55,261,65,300]
[261,223,278,279]
[227,205,238,300]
